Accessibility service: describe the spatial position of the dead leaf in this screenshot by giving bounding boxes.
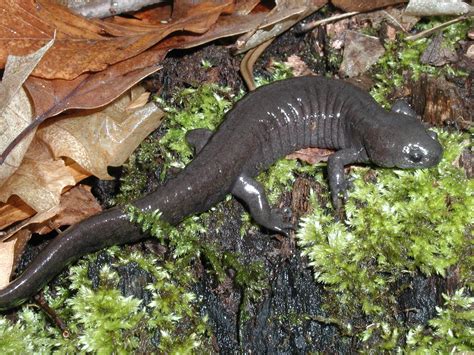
[420,32,458,66]
[33,185,102,235]
[287,147,334,164]
[1,206,60,243]
[0,196,37,230]
[36,86,164,179]
[0,154,76,212]
[331,0,407,12]
[0,162,89,230]
[0,238,17,288]
[0,60,163,165]
[0,229,32,289]
[234,0,327,54]
[339,31,385,77]
[126,91,151,110]
[0,39,54,185]
[284,55,314,77]
[1,0,233,80]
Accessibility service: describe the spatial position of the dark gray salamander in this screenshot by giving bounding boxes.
[0,76,443,310]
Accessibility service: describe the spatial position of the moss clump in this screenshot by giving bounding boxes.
[157,84,233,167]
[255,61,294,87]
[113,136,163,205]
[405,288,474,352]
[297,131,472,350]
[0,247,210,353]
[370,19,471,107]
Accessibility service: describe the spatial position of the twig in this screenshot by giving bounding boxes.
[297,11,359,33]
[405,15,469,41]
[240,38,275,91]
[34,292,70,336]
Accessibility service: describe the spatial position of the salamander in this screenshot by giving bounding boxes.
[0,76,443,310]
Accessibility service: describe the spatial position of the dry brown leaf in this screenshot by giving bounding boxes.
[0,238,17,288]
[339,31,385,77]
[1,0,233,80]
[287,147,334,164]
[0,162,90,231]
[0,88,35,185]
[0,154,76,212]
[0,39,54,185]
[36,86,164,179]
[1,206,60,242]
[0,196,36,231]
[331,0,407,12]
[234,0,327,54]
[126,91,151,110]
[0,229,32,289]
[33,185,102,235]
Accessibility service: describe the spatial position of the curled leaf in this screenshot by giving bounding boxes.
[37,87,164,179]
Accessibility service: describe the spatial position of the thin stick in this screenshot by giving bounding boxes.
[240,38,275,91]
[405,15,468,41]
[297,11,359,33]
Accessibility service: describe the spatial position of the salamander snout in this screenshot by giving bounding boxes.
[398,131,443,168]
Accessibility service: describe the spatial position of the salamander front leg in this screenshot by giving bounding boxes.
[327,147,369,210]
[231,174,293,236]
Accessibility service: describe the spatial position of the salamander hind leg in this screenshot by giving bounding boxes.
[231,174,294,237]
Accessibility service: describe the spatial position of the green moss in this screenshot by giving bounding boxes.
[254,61,294,87]
[297,131,472,350]
[370,18,471,107]
[112,136,162,205]
[157,84,233,168]
[405,289,474,352]
[257,159,298,204]
[127,205,268,323]
[0,247,210,353]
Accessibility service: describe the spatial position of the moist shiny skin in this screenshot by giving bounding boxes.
[0,76,443,310]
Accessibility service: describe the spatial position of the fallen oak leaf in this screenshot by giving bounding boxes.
[0,238,18,289]
[33,185,102,236]
[1,206,60,243]
[2,185,102,241]
[1,1,292,164]
[0,185,101,288]
[0,229,33,289]
[0,88,35,185]
[0,38,54,185]
[0,196,36,231]
[0,62,163,165]
[36,86,164,179]
[1,0,234,79]
[0,162,90,230]
[234,0,327,54]
[0,154,76,212]
[287,147,334,164]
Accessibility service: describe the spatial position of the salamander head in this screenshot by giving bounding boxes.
[363,113,443,169]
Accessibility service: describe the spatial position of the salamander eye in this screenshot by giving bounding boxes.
[403,143,427,164]
[409,151,423,163]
